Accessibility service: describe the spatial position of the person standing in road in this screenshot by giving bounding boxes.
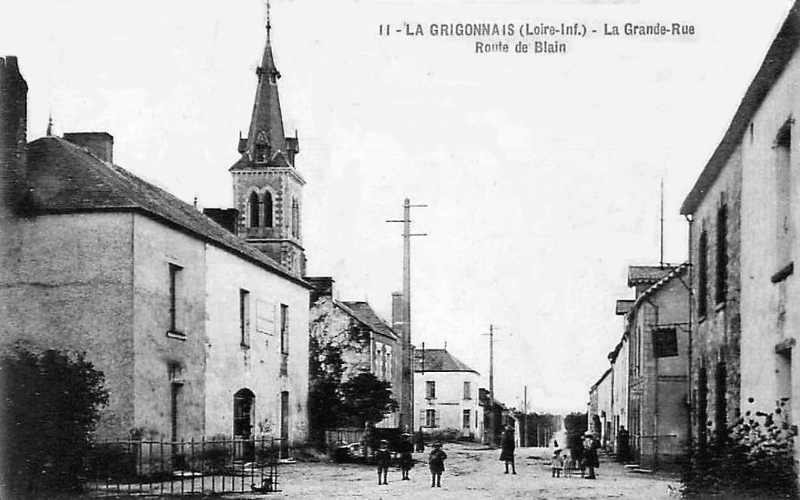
[415,426,425,453]
[428,442,447,487]
[375,439,392,485]
[499,424,517,474]
[582,432,600,480]
[398,433,414,480]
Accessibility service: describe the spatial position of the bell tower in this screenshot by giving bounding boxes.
[230,16,305,277]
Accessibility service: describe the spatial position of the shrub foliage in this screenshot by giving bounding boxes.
[1,344,108,493]
[682,398,798,499]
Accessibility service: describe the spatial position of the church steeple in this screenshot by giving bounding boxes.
[245,20,289,164]
[229,13,306,278]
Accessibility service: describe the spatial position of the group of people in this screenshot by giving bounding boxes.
[373,431,447,487]
[549,432,601,479]
[372,425,601,487]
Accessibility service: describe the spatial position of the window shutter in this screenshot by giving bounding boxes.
[435,410,441,428]
[419,409,426,427]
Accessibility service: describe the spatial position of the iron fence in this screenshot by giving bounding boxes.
[86,436,288,496]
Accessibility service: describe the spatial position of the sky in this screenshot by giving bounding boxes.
[0,0,794,414]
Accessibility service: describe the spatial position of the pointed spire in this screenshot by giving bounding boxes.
[242,8,288,166]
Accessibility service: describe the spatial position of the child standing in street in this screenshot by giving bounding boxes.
[551,448,563,478]
[375,439,392,485]
[428,442,447,487]
[398,433,414,480]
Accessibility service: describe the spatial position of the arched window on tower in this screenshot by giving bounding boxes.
[264,192,273,228]
[248,192,260,228]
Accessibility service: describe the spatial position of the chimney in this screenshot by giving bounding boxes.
[304,276,334,306]
[0,56,28,215]
[203,207,239,234]
[63,132,114,163]
[391,291,404,331]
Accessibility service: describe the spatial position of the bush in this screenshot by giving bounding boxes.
[200,435,233,474]
[682,399,798,499]
[1,344,108,494]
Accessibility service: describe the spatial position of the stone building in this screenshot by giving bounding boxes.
[681,0,799,459]
[588,367,612,449]
[623,264,690,469]
[596,265,690,468]
[414,348,482,440]
[307,277,403,429]
[0,22,312,445]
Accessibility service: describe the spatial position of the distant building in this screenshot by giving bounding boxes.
[479,388,513,446]
[414,348,481,440]
[588,368,612,449]
[624,264,690,469]
[308,277,403,429]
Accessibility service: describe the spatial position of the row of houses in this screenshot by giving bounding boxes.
[589,1,800,476]
[0,21,512,450]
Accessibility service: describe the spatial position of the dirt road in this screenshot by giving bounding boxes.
[275,443,681,499]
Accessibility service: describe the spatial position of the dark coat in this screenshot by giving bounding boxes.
[398,440,414,468]
[499,431,515,461]
[429,448,447,473]
[582,437,600,468]
[375,448,392,468]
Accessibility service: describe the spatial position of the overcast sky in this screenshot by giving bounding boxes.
[1,0,793,413]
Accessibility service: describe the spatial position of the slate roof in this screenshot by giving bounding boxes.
[681,2,800,214]
[336,301,399,342]
[24,136,310,288]
[627,265,674,287]
[615,299,635,316]
[414,348,479,374]
[631,262,690,311]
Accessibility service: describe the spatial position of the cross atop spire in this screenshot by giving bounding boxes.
[266,0,272,40]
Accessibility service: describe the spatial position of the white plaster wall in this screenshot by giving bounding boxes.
[414,370,481,437]
[0,212,136,438]
[740,50,800,419]
[132,214,208,439]
[204,244,309,444]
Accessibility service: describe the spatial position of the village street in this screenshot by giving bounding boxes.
[272,443,681,500]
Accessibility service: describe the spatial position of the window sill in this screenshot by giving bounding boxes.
[167,331,186,341]
[771,262,794,284]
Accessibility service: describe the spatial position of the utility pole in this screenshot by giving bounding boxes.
[387,198,426,432]
[660,178,665,268]
[482,324,496,445]
[523,385,528,447]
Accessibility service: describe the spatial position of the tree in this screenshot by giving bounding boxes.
[564,412,589,460]
[1,344,109,494]
[340,372,399,427]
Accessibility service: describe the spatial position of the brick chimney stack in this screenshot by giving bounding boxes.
[0,56,28,215]
[391,291,404,333]
[63,132,114,163]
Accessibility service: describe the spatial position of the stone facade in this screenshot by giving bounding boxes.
[308,279,403,429]
[683,144,742,450]
[680,6,800,478]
